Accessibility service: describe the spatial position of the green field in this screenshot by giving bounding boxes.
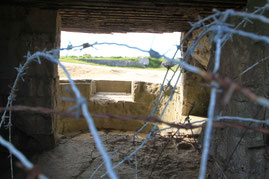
[60,54,167,69]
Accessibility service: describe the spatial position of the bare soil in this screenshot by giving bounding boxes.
[37,131,201,179]
[58,62,180,85]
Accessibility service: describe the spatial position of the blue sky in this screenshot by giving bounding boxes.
[60,31,182,58]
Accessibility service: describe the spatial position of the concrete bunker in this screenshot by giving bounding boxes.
[5,0,269,178]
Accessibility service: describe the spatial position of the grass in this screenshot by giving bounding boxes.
[60,55,168,69]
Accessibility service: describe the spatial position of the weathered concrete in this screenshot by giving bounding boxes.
[0,5,60,164]
[187,29,212,69]
[180,59,210,117]
[57,79,206,137]
[95,80,132,93]
[180,31,211,117]
[207,0,269,178]
[3,0,246,33]
[57,80,184,134]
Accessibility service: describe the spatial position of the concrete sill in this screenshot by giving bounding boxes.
[90,92,134,102]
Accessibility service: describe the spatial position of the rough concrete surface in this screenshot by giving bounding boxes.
[207,0,269,178]
[180,31,211,117]
[57,80,183,134]
[0,5,59,154]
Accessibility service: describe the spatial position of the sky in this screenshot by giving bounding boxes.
[60,32,182,59]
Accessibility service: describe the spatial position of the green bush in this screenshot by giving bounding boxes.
[82,54,92,59]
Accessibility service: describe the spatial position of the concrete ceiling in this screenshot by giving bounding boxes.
[4,0,247,33]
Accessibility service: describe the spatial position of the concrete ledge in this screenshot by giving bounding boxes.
[90,92,133,102]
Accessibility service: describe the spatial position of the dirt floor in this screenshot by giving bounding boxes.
[37,131,201,179]
[58,62,180,85]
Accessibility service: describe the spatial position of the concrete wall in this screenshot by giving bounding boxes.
[180,30,211,117]
[96,80,132,93]
[208,0,269,178]
[57,80,183,134]
[0,5,60,160]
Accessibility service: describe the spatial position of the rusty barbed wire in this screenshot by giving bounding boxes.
[1,105,269,134]
[1,2,269,179]
[0,50,118,179]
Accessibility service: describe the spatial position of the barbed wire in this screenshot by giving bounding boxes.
[1,105,269,134]
[0,50,118,178]
[1,2,269,179]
